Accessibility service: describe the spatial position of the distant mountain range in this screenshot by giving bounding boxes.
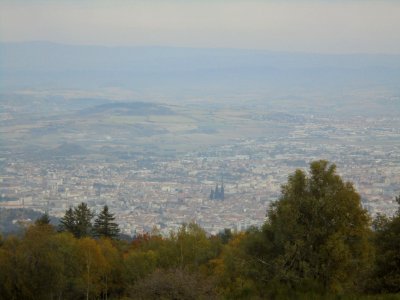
[1,41,399,92]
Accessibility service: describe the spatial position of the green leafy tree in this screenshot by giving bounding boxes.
[77,238,107,300]
[50,232,81,299]
[249,160,373,295]
[97,238,123,300]
[0,236,20,300]
[93,205,120,239]
[13,225,66,300]
[123,250,158,285]
[370,194,400,293]
[130,232,179,269]
[173,223,216,270]
[215,231,259,299]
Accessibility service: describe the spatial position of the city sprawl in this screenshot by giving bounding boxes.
[1,90,399,235]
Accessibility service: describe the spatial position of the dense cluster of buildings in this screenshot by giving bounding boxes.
[1,125,399,236]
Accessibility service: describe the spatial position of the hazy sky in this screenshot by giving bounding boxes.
[1,0,399,54]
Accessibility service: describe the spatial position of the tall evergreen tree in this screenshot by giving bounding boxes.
[59,203,94,238]
[74,203,95,238]
[93,205,120,239]
[59,207,76,235]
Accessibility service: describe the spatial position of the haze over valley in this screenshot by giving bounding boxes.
[1,42,399,235]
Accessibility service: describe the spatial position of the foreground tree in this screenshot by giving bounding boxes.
[93,205,120,239]
[77,238,107,300]
[172,223,217,270]
[97,238,124,300]
[216,231,259,299]
[14,225,65,300]
[0,236,21,300]
[248,160,373,295]
[370,194,400,293]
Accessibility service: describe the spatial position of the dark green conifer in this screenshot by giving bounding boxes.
[59,207,76,234]
[93,205,120,239]
[59,203,94,238]
[74,202,94,238]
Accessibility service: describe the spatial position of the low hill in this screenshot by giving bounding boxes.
[78,102,174,116]
[0,208,59,235]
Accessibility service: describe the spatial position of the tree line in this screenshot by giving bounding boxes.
[58,203,120,239]
[0,160,399,299]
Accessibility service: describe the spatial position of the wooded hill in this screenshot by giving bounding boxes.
[0,160,399,299]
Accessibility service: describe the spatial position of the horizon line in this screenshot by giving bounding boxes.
[2,40,400,57]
